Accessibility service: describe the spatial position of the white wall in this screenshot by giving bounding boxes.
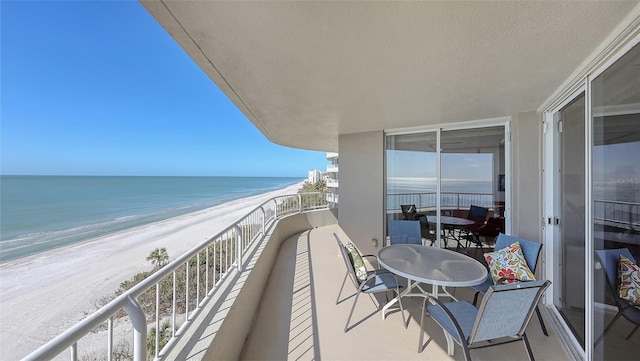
[511,110,543,243]
[337,131,385,255]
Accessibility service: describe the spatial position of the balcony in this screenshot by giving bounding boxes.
[326,180,339,188]
[326,164,339,173]
[25,195,571,361]
[240,223,569,361]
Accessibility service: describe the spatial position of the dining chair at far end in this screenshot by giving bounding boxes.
[461,205,489,252]
[594,248,640,344]
[421,279,551,361]
[400,204,424,221]
[334,233,406,332]
[399,206,435,245]
[470,233,549,336]
[388,220,423,245]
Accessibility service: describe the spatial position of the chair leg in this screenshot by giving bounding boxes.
[522,333,535,361]
[461,344,472,361]
[344,291,362,332]
[626,325,639,340]
[535,306,548,336]
[419,298,428,353]
[472,291,481,306]
[595,312,623,346]
[336,272,349,305]
[476,235,484,254]
[396,285,407,329]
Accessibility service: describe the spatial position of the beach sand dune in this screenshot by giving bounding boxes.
[0,182,304,360]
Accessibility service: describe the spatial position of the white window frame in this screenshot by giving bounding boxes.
[385,117,511,246]
[540,25,640,361]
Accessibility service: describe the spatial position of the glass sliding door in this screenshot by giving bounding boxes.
[386,132,438,244]
[386,124,507,249]
[551,93,587,347]
[592,43,640,360]
[440,127,506,251]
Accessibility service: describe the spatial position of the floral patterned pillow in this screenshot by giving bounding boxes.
[344,242,368,282]
[618,255,640,310]
[484,241,536,284]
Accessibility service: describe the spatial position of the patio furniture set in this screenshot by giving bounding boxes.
[335,207,640,360]
[335,225,552,361]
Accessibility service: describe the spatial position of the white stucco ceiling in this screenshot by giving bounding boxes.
[141,1,638,152]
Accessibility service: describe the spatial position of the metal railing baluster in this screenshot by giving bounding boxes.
[196,253,201,307]
[155,283,160,359]
[107,317,113,361]
[185,262,190,320]
[172,271,176,337]
[205,245,210,294]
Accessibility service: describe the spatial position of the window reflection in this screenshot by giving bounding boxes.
[385,126,505,251]
[592,43,640,360]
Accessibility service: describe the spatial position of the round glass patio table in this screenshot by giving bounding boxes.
[377,244,487,317]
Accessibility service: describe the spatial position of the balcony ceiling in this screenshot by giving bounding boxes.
[141,1,638,152]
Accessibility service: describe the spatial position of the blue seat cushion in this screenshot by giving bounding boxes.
[427,300,478,343]
[361,273,400,293]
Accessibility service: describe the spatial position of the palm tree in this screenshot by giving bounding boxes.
[146,248,169,269]
[147,320,172,359]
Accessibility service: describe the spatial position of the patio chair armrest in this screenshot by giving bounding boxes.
[423,296,468,344]
[358,269,403,292]
[496,277,536,285]
[363,268,396,281]
[361,254,380,268]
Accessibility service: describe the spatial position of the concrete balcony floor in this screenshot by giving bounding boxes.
[240,224,571,361]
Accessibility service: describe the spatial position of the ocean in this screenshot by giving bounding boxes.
[0,175,302,262]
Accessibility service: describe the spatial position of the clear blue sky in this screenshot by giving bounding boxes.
[1,1,328,177]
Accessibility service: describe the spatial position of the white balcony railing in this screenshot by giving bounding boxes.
[387,192,495,213]
[326,164,339,172]
[325,192,339,205]
[326,180,339,188]
[24,192,331,361]
[593,199,640,231]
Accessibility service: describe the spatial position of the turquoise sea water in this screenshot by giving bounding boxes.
[0,176,301,262]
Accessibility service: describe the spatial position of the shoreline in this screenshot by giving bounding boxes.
[0,181,304,360]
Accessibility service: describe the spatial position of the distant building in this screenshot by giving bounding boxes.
[307,169,323,184]
[325,152,339,205]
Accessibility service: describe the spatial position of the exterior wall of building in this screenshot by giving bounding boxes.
[337,131,384,255]
[510,110,544,251]
[325,153,339,204]
[336,113,545,258]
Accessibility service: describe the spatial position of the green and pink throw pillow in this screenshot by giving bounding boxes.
[618,254,640,310]
[344,242,368,282]
[484,241,536,284]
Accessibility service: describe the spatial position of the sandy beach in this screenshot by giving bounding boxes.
[0,182,304,360]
